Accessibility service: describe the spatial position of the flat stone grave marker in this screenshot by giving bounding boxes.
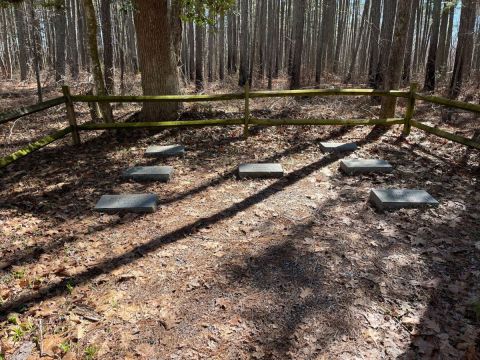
[340,159,393,175]
[369,189,439,211]
[145,144,185,158]
[122,166,173,182]
[238,163,284,179]
[320,142,358,153]
[94,194,158,213]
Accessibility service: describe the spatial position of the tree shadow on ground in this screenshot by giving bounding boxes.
[0,140,358,319]
[0,124,355,272]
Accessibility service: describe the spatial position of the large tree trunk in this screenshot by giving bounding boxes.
[195,23,205,91]
[188,22,195,81]
[100,0,114,93]
[373,0,397,90]
[289,0,306,89]
[133,0,182,120]
[448,0,477,99]
[238,0,249,86]
[27,0,42,102]
[14,4,28,81]
[66,0,79,79]
[423,0,441,91]
[53,1,67,83]
[367,0,381,87]
[218,15,225,81]
[402,0,419,85]
[83,0,113,122]
[380,0,413,118]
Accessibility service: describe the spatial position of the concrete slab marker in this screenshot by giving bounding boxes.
[320,142,358,153]
[145,144,185,158]
[340,159,393,175]
[238,163,284,179]
[94,194,158,213]
[122,166,173,182]
[369,189,439,211]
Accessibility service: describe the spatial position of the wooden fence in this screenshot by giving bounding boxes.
[0,84,479,169]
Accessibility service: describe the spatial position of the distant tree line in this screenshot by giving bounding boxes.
[0,0,479,118]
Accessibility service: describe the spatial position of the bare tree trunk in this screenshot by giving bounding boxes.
[380,0,413,118]
[188,22,195,81]
[133,0,182,120]
[14,4,28,81]
[449,0,477,99]
[53,1,67,84]
[423,0,441,91]
[101,0,114,93]
[373,0,397,90]
[367,0,381,87]
[83,0,113,122]
[238,0,249,86]
[27,0,42,102]
[402,0,419,85]
[219,15,225,81]
[195,23,204,91]
[290,0,306,89]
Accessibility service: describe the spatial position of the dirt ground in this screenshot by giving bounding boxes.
[0,81,480,359]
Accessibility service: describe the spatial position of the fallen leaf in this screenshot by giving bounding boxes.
[42,335,64,357]
[300,288,313,299]
[135,343,156,358]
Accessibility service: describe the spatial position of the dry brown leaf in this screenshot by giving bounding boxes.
[135,343,156,358]
[159,308,176,330]
[300,288,313,299]
[62,352,77,360]
[42,335,64,357]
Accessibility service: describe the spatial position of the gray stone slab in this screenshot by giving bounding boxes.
[122,166,173,182]
[145,144,185,158]
[94,194,158,213]
[369,189,439,211]
[320,142,358,153]
[340,159,393,175]
[238,163,284,179]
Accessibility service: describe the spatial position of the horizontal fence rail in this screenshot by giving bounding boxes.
[0,85,479,170]
[414,93,480,113]
[70,88,410,103]
[0,96,66,125]
[0,126,72,169]
[411,120,480,150]
[77,117,405,131]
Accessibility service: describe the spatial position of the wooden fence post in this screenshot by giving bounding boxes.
[402,83,417,137]
[243,84,250,139]
[62,86,81,145]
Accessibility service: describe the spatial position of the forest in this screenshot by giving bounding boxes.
[0,0,480,359]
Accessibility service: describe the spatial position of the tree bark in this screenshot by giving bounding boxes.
[238,0,249,86]
[83,0,113,122]
[449,0,477,99]
[133,0,182,120]
[101,0,114,93]
[195,23,204,91]
[53,0,67,83]
[14,3,28,81]
[289,0,306,89]
[423,0,441,91]
[380,0,413,118]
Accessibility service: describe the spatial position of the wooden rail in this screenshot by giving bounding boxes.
[414,93,480,113]
[0,126,72,169]
[0,85,479,170]
[0,96,65,125]
[70,88,410,103]
[411,120,480,150]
